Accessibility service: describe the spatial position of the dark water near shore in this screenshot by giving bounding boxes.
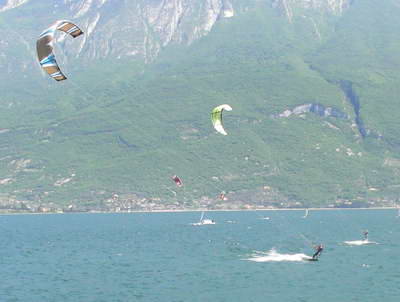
[1,209,400,301]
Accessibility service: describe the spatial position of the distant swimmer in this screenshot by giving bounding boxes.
[312,244,324,259]
[363,230,369,241]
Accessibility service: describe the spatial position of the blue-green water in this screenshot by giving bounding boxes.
[1,210,400,302]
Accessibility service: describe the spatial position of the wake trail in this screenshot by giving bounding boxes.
[343,240,378,246]
[245,248,313,262]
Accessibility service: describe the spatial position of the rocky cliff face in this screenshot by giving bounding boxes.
[271,0,352,40]
[0,0,352,68]
[0,0,236,66]
[272,0,351,18]
[0,0,29,12]
[59,0,237,62]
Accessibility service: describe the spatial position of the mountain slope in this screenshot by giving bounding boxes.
[1,0,400,211]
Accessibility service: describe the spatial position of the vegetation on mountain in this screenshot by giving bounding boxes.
[0,0,400,211]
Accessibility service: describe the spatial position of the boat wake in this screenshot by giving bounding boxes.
[191,220,216,226]
[246,249,312,262]
[191,212,215,226]
[343,240,378,246]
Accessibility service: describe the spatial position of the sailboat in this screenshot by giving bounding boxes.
[302,209,309,218]
[192,211,215,226]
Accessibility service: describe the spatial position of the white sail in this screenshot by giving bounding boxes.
[200,211,205,222]
[192,211,215,226]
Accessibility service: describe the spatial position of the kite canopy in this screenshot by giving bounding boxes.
[37,20,83,81]
[172,175,183,187]
[211,104,232,135]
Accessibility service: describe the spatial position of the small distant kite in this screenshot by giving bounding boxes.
[172,175,183,187]
[211,104,232,135]
[37,20,83,81]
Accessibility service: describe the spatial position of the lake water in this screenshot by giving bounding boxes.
[1,209,400,301]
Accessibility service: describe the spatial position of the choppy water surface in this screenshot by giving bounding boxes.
[1,209,400,302]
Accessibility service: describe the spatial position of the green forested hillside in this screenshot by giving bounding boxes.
[1,0,400,210]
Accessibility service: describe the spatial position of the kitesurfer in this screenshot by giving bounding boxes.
[363,230,368,241]
[312,244,324,259]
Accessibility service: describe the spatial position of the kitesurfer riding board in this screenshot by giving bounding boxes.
[312,244,324,260]
[363,230,368,241]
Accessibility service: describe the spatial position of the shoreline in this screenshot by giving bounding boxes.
[0,206,398,215]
